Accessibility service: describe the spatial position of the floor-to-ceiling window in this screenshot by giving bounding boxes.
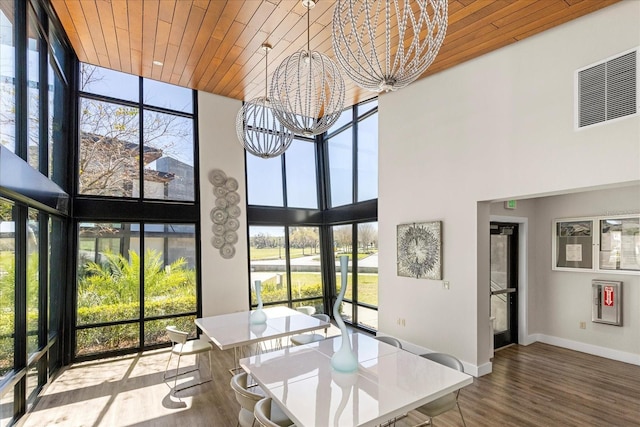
[325,100,379,329]
[245,99,378,328]
[74,63,200,359]
[0,1,72,425]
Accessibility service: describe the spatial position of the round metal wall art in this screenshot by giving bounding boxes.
[209,168,242,259]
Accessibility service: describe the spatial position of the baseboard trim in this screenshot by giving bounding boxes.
[528,334,640,366]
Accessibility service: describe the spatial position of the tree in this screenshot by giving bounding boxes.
[289,227,319,255]
[78,64,192,197]
[333,226,351,254]
[358,223,377,252]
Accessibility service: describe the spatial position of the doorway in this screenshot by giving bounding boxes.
[490,222,519,349]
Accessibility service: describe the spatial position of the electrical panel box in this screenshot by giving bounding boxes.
[592,280,622,326]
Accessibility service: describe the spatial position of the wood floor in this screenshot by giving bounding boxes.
[22,340,640,427]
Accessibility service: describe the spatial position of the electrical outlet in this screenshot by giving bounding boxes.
[579,321,586,329]
[443,281,450,290]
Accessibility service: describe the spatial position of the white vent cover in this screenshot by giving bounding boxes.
[576,48,638,128]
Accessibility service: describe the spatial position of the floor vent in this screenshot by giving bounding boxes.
[577,48,637,129]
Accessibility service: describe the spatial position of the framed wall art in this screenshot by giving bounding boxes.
[397,221,442,280]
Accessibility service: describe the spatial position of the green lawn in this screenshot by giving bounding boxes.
[250,247,319,260]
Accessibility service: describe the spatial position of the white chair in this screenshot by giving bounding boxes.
[290,313,330,346]
[163,326,213,393]
[295,306,316,315]
[254,397,294,427]
[374,335,403,349]
[230,372,263,427]
[413,353,467,426]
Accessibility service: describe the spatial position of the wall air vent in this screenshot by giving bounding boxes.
[576,48,638,129]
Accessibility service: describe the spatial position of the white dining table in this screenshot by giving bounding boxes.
[239,333,473,427]
[195,307,330,368]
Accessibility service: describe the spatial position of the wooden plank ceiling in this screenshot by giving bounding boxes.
[50,0,619,108]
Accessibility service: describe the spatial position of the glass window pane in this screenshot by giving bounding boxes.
[75,323,138,357]
[357,99,378,116]
[357,112,378,202]
[357,305,378,330]
[249,226,287,305]
[79,63,139,102]
[292,298,324,315]
[357,222,378,307]
[144,315,195,347]
[285,140,317,209]
[77,223,140,333]
[27,9,40,170]
[328,107,352,135]
[0,198,15,380]
[143,78,193,113]
[49,26,67,79]
[48,60,67,186]
[328,130,353,207]
[79,98,140,197]
[289,226,322,299]
[142,111,194,201]
[246,154,283,207]
[27,209,39,355]
[332,225,352,301]
[143,224,196,318]
[0,5,15,153]
[49,217,64,340]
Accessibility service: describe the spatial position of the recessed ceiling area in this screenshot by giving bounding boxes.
[51,0,619,108]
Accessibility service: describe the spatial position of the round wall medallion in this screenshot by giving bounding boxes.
[215,197,228,209]
[225,177,239,192]
[225,218,240,231]
[227,205,241,218]
[213,186,228,198]
[220,244,236,259]
[211,235,225,249]
[211,208,228,224]
[225,191,240,205]
[224,230,238,244]
[209,169,227,187]
[212,223,226,236]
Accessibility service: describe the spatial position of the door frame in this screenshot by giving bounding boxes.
[490,215,530,346]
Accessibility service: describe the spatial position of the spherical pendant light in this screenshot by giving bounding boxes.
[236,44,294,159]
[270,0,345,137]
[332,0,448,93]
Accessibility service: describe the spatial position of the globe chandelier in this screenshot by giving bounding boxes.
[236,43,294,159]
[270,0,345,137]
[332,0,448,93]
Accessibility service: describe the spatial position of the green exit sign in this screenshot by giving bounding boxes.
[504,200,517,210]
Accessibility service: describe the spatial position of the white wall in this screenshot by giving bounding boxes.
[198,91,249,316]
[489,185,640,365]
[533,185,640,364]
[378,1,640,375]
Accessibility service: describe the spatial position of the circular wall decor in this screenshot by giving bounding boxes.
[209,169,227,187]
[220,243,236,259]
[210,168,242,259]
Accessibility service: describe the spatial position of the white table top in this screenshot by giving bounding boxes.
[240,333,473,427]
[195,306,329,350]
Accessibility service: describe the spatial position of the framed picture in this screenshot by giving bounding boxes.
[397,221,442,279]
